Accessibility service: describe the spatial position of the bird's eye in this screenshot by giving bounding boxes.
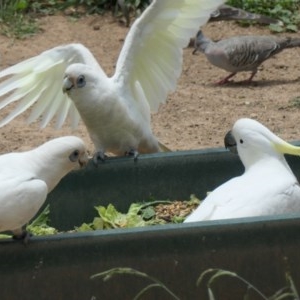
[69,149,80,162]
[240,139,244,144]
[76,75,86,88]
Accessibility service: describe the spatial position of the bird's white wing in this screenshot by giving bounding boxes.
[113,0,224,112]
[0,174,47,232]
[185,171,300,222]
[184,176,243,222]
[0,43,103,129]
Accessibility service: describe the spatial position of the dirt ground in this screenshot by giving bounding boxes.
[0,12,299,155]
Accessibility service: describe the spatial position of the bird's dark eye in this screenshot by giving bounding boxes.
[240,139,244,144]
[76,75,86,88]
[69,149,80,162]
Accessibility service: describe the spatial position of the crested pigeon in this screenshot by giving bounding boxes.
[193,30,300,84]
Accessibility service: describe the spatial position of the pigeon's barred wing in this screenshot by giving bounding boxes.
[0,44,102,130]
[113,0,224,112]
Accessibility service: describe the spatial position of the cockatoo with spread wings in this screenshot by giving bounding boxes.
[0,0,224,163]
[185,118,300,222]
[0,136,88,242]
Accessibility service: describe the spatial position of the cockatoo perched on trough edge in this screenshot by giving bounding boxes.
[0,136,88,242]
[184,118,300,223]
[0,0,224,163]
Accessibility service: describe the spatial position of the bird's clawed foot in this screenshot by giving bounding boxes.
[216,78,233,85]
[13,230,32,245]
[93,151,107,165]
[192,48,199,55]
[238,73,257,85]
[125,149,139,162]
[216,72,237,85]
[237,78,256,85]
[217,71,257,85]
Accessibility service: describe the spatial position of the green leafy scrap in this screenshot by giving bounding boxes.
[26,204,58,236]
[0,234,11,239]
[76,203,148,231]
[76,217,104,232]
[76,195,201,232]
[97,202,148,228]
[0,195,201,238]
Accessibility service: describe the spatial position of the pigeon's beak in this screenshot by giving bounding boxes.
[62,76,74,93]
[224,130,238,154]
[79,152,89,168]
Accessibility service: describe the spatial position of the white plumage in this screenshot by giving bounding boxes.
[184,118,300,222]
[0,136,88,240]
[0,0,224,161]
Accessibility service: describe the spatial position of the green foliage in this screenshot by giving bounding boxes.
[76,196,200,232]
[91,266,299,300]
[121,0,152,12]
[289,96,300,108]
[91,267,180,300]
[0,0,298,38]
[197,268,299,300]
[26,204,58,235]
[226,0,300,32]
[0,0,39,38]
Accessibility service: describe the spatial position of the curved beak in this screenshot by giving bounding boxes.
[62,76,74,94]
[224,130,238,154]
[79,152,89,168]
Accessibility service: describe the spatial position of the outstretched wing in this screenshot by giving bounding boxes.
[0,43,103,129]
[113,0,224,112]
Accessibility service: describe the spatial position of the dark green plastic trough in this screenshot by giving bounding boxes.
[1,146,300,300]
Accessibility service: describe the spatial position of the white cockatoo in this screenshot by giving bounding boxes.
[184,118,300,222]
[0,136,88,241]
[0,0,224,163]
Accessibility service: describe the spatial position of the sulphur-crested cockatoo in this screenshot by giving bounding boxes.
[0,136,88,241]
[0,0,224,163]
[184,118,300,222]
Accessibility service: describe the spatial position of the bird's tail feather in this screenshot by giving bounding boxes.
[210,5,283,26]
[287,38,300,48]
[158,141,172,152]
[248,14,283,26]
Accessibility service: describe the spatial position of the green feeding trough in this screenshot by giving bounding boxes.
[1,146,300,300]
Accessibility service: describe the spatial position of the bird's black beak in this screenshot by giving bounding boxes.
[224,130,238,154]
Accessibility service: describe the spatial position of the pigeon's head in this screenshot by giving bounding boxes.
[225,118,300,169]
[193,30,210,55]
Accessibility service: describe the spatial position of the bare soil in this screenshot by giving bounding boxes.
[0,13,300,155]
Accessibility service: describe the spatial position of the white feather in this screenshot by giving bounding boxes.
[0,44,100,129]
[0,0,224,155]
[114,0,225,111]
[0,136,88,236]
[185,118,300,222]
